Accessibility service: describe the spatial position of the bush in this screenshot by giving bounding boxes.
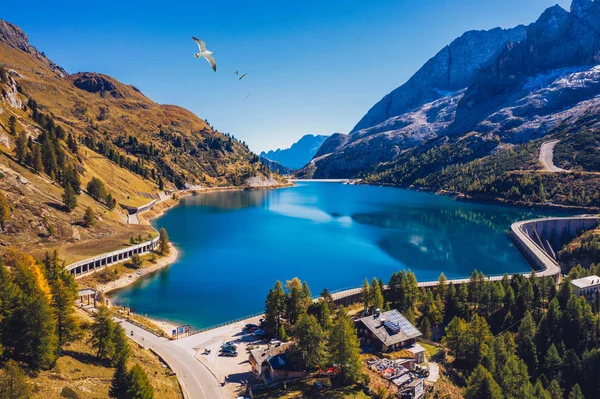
[61,387,80,399]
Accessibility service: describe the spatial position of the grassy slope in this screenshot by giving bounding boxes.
[28,313,181,399]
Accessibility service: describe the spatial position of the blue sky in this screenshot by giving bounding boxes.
[2,0,570,152]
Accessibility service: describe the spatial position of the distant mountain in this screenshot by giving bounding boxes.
[260,134,330,170]
[260,156,294,175]
[303,0,600,180]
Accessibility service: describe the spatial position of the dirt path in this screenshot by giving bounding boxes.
[539,140,569,172]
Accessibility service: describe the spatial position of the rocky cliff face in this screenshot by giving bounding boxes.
[306,0,600,179]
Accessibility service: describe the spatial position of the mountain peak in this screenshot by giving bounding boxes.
[0,19,30,52]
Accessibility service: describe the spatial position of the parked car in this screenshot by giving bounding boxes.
[245,324,258,330]
[253,329,265,336]
[221,344,236,351]
[224,341,237,348]
[221,350,238,357]
[221,348,236,354]
[269,339,282,346]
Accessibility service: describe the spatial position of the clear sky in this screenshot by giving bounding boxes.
[2,0,571,153]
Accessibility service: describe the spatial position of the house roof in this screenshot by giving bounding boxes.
[571,275,600,289]
[358,309,422,347]
[268,353,296,371]
[249,343,290,367]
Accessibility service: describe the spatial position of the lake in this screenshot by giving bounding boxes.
[109,182,566,329]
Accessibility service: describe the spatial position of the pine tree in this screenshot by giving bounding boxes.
[286,278,306,325]
[361,278,370,313]
[8,115,17,136]
[158,228,170,255]
[370,277,384,312]
[109,357,129,399]
[264,280,286,336]
[292,313,326,370]
[568,384,584,399]
[62,183,77,212]
[0,360,30,399]
[89,307,116,361]
[126,364,155,399]
[0,191,10,231]
[15,131,28,164]
[328,310,363,385]
[31,145,43,174]
[83,206,95,227]
[464,365,504,399]
[111,325,130,366]
[548,380,563,399]
[419,316,432,340]
[517,311,538,376]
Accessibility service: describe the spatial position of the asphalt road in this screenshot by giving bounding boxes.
[118,318,223,399]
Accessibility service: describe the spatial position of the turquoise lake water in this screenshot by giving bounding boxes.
[109,182,567,329]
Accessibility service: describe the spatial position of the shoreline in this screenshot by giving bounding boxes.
[96,243,180,296]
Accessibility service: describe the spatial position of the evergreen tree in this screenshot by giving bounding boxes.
[361,278,370,313]
[89,307,116,361]
[62,183,77,212]
[31,145,42,174]
[86,177,107,202]
[126,364,154,399]
[544,344,562,381]
[264,281,285,336]
[533,379,552,399]
[568,384,584,399]
[328,309,363,385]
[0,360,30,399]
[464,365,504,399]
[44,251,78,349]
[83,206,95,227]
[370,277,384,312]
[419,316,432,340]
[158,228,170,255]
[548,380,563,399]
[286,278,306,325]
[106,193,117,210]
[292,313,326,370]
[109,357,129,399]
[517,311,538,376]
[111,325,130,366]
[8,115,17,136]
[15,131,28,164]
[0,191,10,231]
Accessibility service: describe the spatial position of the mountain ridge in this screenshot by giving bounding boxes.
[260,134,330,170]
[302,0,600,181]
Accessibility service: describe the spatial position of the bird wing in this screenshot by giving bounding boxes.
[204,54,217,72]
[239,73,247,80]
[192,37,207,52]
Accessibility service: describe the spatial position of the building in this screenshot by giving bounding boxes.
[571,275,600,300]
[401,378,425,399]
[249,343,306,383]
[356,309,424,361]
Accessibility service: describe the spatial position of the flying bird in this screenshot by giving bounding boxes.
[235,71,239,75]
[239,73,248,80]
[245,94,251,101]
[192,37,216,72]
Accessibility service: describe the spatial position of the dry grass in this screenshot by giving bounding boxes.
[26,313,182,399]
[381,349,415,360]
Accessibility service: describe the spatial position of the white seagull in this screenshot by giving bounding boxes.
[192,37,216,72]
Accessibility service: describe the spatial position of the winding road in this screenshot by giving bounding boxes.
[118,317,222,399]
[539,140,569,173]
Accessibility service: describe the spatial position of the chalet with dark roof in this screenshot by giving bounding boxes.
[356,309,423,356]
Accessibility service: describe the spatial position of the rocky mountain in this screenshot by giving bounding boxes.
[306,0,600,179]
[259,156,294,175]
[260,134,329,170]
